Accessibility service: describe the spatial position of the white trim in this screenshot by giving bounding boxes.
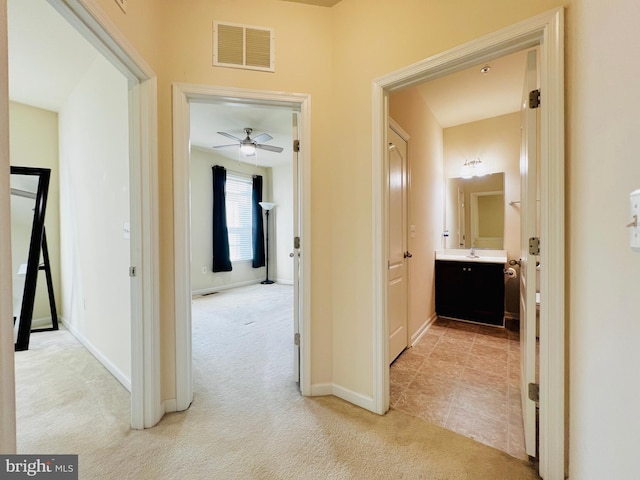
[162,398,177,414]
[310,383,376,412]
[172,83,313,411]
[332,384,375,412]
[410,312,437,347]
[372,8,564,479]
[47,0,161,430]
[191,279,262,297]
[310,383,333,396]
[61,318,131,392]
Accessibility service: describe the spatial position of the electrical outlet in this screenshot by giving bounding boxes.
[201,266,207,274]
[114,0,127,13]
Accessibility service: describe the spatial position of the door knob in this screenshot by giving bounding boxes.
[289,252,294,257]
[404,251,413,258]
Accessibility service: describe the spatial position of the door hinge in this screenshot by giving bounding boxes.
[529,89,541,109]
[529,237,540,255]
[129,266,137,277]
[528,382,540,402]
[294,332,300,346]
[293,139,300,152]
[294,236,301,249]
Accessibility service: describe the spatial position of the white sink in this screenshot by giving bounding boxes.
[435,249,507,264]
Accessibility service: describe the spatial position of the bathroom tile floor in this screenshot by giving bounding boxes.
[390,317,527,460]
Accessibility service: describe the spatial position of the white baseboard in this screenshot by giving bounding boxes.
[310,382,376,412]
[162,398,177,414]
[310,383,333,396]
[410,312,437,347]
[192,279,262,297]
[60,317,132,392]
[276,278,293,285]
[332,384,375,411]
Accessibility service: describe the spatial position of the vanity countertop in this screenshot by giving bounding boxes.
[435,249,507,264]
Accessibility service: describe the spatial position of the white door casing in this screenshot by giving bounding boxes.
[292,112,301,385]
[520,48,539,457]
[372,9,564,479]
[47,0,161,431]
[387,122,409,363]
[172,84,312,409]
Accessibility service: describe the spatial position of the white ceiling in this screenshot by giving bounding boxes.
[8,0,528,162]
[190,103,294,167]
[414,49,529,128]
[7,0,98,112]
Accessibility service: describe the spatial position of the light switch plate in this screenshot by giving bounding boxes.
[630,189,640,249]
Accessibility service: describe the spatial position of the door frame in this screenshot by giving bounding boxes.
[372,8,564,479]
[0,0,161,443]
[172,83,312,410]
[48,0,161,431]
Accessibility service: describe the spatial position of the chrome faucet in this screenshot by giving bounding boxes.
[468,246,479,258]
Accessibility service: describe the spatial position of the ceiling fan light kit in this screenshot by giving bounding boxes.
[212,127,284,158]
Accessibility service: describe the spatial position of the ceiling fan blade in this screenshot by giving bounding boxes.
[252,133,273,144]
[216,131,243,142]
[256,144,284,153]
[212,143,238,149]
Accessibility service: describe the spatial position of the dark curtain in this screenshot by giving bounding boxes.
[212,165,232,272]
[252,175,266,268]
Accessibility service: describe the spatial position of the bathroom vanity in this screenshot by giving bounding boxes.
[434,249,506,326]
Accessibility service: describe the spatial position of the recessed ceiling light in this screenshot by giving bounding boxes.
[480,65,491,74]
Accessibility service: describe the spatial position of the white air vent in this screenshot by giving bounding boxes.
[213,22,274,72]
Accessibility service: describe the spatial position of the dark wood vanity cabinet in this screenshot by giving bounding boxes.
[435,260,505,326]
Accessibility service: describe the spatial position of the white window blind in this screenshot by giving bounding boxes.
[225,174,253,262]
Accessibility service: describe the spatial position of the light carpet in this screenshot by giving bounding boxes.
[14,283,539,479]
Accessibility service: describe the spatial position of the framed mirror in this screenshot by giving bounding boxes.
[444,172,504,250]
[10,166,58,351]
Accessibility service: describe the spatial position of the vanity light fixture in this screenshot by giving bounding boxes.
[461,157,486,178]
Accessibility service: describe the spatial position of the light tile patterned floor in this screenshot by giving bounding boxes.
[390,317,527,460]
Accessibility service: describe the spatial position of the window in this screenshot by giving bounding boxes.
[225,174,253,261]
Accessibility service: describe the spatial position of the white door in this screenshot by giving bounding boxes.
[520,48,539,458]
[292,113,301,387]
[387,123,409,363]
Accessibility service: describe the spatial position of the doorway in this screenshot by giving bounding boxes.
[1,0,159,445]
[372,9,565,479]
[172,84,312,409]
[388,47,534,459]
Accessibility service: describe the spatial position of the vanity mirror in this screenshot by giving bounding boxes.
[444,172,504,250]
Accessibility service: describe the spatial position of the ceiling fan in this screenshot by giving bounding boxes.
[212,127,284,156]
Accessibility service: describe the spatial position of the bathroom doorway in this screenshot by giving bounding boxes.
[387,47,534,459]
[372,9,565,479]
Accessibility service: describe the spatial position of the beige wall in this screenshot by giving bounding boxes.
[189,147,271,293]
[567,0,640,477]
[389,89,443,343]
[87,0,565,406]
[11,0,640,476]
